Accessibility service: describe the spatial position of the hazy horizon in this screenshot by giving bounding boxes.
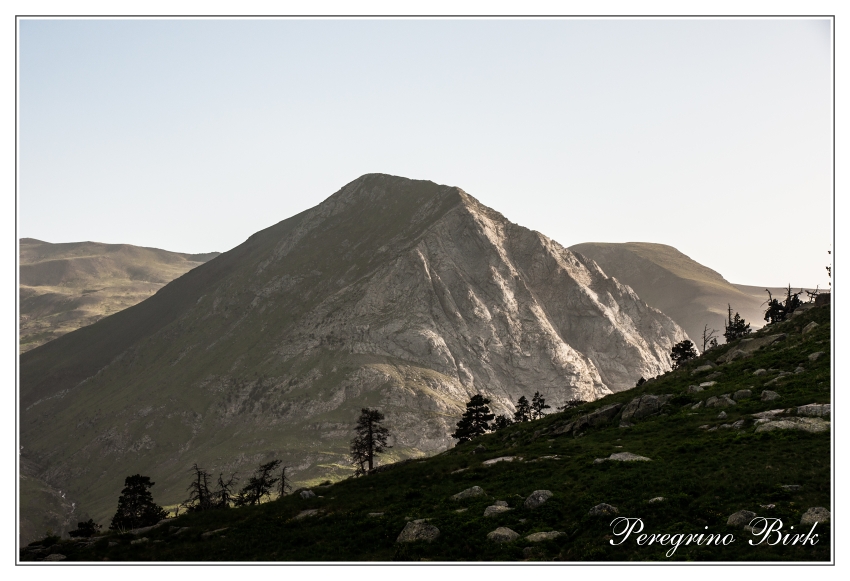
[19,18,833,288]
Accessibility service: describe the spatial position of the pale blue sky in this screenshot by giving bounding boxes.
[19,18,832,287]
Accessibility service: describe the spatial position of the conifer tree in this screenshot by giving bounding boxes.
[493,414,513,430]
[513,395,532,423]
[723,304,751,342]
[109,475,168,531]
[235,460,281,506]
[451,394,495,443]
[349,408,392,473]
[531,391,551,420]
[671,339,698,369]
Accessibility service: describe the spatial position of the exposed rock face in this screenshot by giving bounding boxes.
[396,521,440,543]
[717,335,787,363]
[754,417,830,434]
[620,394,671,423]
[452,486,485,501]
[20,174,687,540]
[797,404,830,418]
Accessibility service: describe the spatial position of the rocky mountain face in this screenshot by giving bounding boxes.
[568,242,768,349]
[20,174,686,542]
[19,238,219,352]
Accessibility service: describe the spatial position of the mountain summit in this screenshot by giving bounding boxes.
[20,174,686,538]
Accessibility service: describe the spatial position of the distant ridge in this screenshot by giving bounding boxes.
[19,238,219,352]
[568,242,771,346]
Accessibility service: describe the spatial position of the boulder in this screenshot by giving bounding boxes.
[525,531,565,542]
[755,417,830,434]
[717,411,727,419]
[396,521,440,543]
[717,334,787,363]
[620,395,671,423]
[733,389,752,401]
[761,390,781,402]
[483,456,519,465]
[131,537,150,544]
[553,403,622,435]
[727,510,757,528]
[808,352,824,362]
[797,403,830,417]
[524,490,553,509]
[295,509,320,520]
[752,409,785,420]
[699,381,717,388]
[691,365,714,375]
[691,401,704,410]
[606,452,651,462]
[732,419,746,429]
[368,512,384,518]
[452,486,485,500]
[483,505,513,517]
[794,366,805,374]
[300,490,316,499]
[648,497,665,503]
[723,349,751,362]
[494,500,508,507]
[791,304,815,318]
[588,503,619,516]
[800,507,830,526]
[522,546,545,559]
[705,372,723,380]
[687,385,704,393]
[802,322,819,336]
[473,445,488,454]
[753,369,767,376]
[705,395,736,408]
[487,527,519,543]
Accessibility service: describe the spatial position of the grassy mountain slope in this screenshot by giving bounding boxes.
[19,238,219,352]
[24,304,830,562]
[19,175,687,545]
[568,242,768,347]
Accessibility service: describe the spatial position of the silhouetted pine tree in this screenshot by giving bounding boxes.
[109,475,168,531]
[513,396,532,423]
[452,394,494,443]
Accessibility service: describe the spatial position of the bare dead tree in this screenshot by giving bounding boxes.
[701,325,719,352]
[277,466,292,498]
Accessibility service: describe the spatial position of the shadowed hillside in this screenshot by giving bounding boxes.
[569,242,772,348]
[19,239,219,352]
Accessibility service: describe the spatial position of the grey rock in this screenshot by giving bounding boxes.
[483,505,513,517]
[43,553,66,561]
[797,403,830,418]
[494,500,509,507]
[699,381,717,388]
[130,537,149,545]
[781,485,802,492]
[588,503,619,516]
[691,365,714,375]
[483,456,519,465]
[454,508,468,513]
[733,389,752,401]
[525,531,565,542]
[553,403,622,435]
[705,372,722,380]
[450,468,469,474]
[794,366,805,374]
[487,527,519,543]
[751,409,786,419]
[717,411,727,419]
[697,425,710,430]
[800,507,830,526]
[687,385,704,393]
[717,334,787,363]
[732,419,746,429]
[648,497,665,503]
[396,521,440,543]
[723,349,751,363]
[170,527,189,535]
[472,445,488,454]
[620,394,671,423]
[300,489,316,499]
[761,390,781,402]
[727,510,757,528]
[755,417,830,434]
[705,395,736,408]
[295,509,320,520]
[607,452,651,462]
[719,423,732,429]
[691,400,704,410]
[808,352,824,362]
[802,322,819,336]
[522,546,545,559]
[524,490,553,509]
[452,486,485,500]
[753,369,767,376]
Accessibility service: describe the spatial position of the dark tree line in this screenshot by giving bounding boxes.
[451,390,555,443]
[350,408,392,476]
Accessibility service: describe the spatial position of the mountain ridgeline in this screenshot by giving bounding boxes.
[20,174,687,541]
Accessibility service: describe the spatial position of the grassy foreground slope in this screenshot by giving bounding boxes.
[19,238,219,352]
[23,304,830,562]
